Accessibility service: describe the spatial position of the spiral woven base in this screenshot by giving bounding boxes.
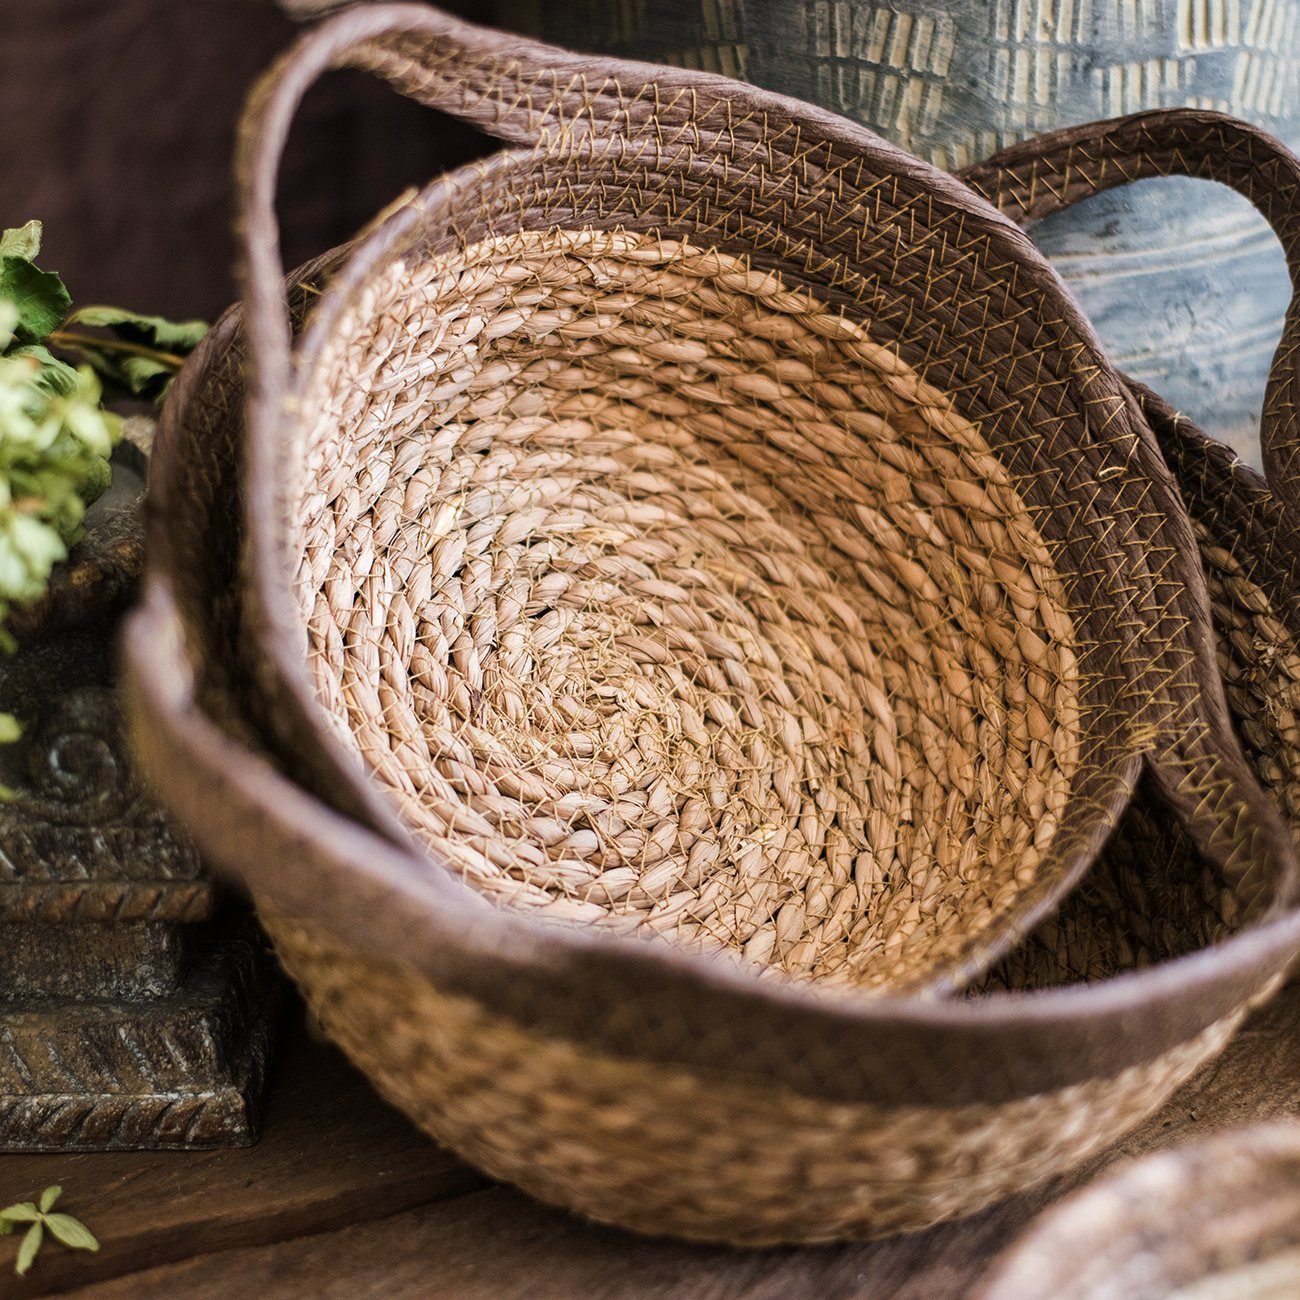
[295,227,1079,991]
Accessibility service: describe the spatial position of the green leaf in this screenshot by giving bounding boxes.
[38,1187,60,1213]
[0,222,42,261]
[119,354,171,395]
[9,513,70,573]
[66,305,208,354]
[0,300,18,349]
[0,714,20,743]
[55,306,207,403]
[0,256,71,345]
[42,1214,97,1252]
[15,1221,42,1276]
[0,1204,39,1225]
[9,345,80,397]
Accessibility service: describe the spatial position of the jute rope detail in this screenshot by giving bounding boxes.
[1199,520,1300,826]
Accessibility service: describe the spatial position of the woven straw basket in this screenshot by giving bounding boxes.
[978,1122,1300,1299]
[125,5,1300,1245]
[977,388,1300,990]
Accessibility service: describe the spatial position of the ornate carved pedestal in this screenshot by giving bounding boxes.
[0,487,279,1150]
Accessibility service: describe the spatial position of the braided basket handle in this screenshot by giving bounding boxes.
[961,109,1300,512]
[235,2,628,450]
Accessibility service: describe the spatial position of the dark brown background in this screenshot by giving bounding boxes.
[0,0,491,323]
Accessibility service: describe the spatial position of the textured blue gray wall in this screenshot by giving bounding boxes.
[508,0,1300,463]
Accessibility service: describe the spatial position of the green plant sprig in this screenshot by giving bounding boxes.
[47,326,189,370]
[0,219,207,763]
[0,1185,99,1277]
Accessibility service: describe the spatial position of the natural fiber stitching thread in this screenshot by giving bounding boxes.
[1200,523,1300,825]
[981,791,1232,990]
[977,545,1295,991]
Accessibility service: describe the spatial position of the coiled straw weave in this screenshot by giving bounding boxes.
[124,5,1300,1245]
[966,117,1300,988]
[978,1123,1300,1300]
[299,226,1079,988]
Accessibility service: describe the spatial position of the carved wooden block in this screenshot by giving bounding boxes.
[0,488,280,1151]
[0,921,277,1151]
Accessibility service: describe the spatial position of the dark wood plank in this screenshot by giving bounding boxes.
[48,984,1300,1300]
[0,1014,485,1298]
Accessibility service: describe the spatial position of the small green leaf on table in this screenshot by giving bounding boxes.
[15,1222,42,1276]
[1,1187,99,1275]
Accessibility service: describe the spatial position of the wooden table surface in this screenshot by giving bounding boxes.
[2,983,1298,1299]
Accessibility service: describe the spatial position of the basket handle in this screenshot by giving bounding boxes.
[960,109,1300,514]
[235,2,631,453]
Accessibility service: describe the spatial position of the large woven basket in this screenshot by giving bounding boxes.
[978,1122,1300,1299]
[124,5,1300,1244]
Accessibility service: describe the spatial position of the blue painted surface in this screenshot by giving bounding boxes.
[1033,179,1290,464]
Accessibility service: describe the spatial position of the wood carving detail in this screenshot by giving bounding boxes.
[0,480,278,1150]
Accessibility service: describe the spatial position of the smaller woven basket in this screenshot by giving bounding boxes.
[984,389,1300,990]
[978,1122,1300,1300]
[226,6,1297,994]
[125,5,1300,1245]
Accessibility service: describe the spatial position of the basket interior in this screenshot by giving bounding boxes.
[284,225,1084,991]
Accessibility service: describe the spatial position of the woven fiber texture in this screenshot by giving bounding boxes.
[965,116,1300,989]
[262,906,1248,1244]
[977,393,1300,991]
[295,225,1080,989]
[123,5,1300,1244]
[978,1122,1300,1300]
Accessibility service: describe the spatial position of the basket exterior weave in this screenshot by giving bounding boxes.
[262,907,1252,1245]
[124,5,1300,1243]
[978,1122,1300,1300]
[979,395,1300,990]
